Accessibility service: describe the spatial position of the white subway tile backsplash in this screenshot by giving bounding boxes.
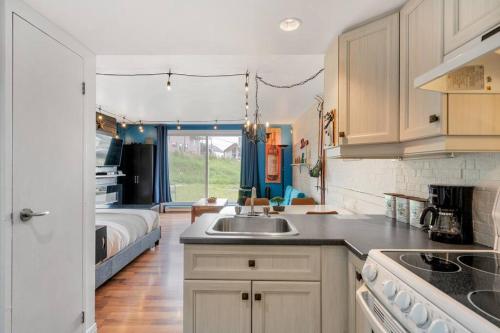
[293,111,500,246]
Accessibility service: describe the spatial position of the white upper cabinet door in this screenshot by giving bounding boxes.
[184,280,251,333]
[252,281,320,333]
[339,13,400,145]
[400,0,447,141]
[444,0,500,54]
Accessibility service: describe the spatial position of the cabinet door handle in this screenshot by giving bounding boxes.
[248,259,256,268]
[429,114,440,123]
[339,131,345,138]
[241,293,249,300]
[254,293,262,301]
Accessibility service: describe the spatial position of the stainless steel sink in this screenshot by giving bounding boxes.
[206,216,299,236]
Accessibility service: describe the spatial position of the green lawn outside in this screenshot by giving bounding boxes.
[169,151,240,202]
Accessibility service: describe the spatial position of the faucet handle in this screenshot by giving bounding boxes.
[263,206,270,216]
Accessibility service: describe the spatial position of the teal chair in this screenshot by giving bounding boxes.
[271,186,305,206]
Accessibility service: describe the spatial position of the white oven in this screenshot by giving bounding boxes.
[355,285,407,333]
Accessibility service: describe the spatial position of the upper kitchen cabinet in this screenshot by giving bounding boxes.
[400,0,446,141]
[338,13,400,145]
[444,0,500,54]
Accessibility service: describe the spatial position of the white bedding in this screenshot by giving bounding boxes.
[95,209,160,258]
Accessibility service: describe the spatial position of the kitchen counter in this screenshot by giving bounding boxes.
[180,213,489,259]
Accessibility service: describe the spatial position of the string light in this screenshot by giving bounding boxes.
[121,117,127,128]
[176,120,181,130]
[138,121,144,133]
[167,70,172,91]
[245,71,249,92]
[115,134,120,139]
[213,120,218,130]
[265,121,270,128]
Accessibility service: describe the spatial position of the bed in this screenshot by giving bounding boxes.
[95,208,161,288]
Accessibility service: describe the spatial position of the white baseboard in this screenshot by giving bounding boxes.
[86,323,97,333]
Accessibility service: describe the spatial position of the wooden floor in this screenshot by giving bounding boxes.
[95,212,190,333]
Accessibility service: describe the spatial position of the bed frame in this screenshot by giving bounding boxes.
[95,227,161,288]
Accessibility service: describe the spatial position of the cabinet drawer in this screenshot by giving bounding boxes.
[184,245,321,281]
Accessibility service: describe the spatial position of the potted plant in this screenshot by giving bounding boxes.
[272,197,285,212]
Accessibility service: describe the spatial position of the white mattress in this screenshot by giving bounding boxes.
[95,209,160,258]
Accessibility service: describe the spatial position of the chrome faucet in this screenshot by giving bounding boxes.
[250,187,257,216]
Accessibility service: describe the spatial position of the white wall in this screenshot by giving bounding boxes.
[293,37,500,247]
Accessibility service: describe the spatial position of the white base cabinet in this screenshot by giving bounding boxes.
[183,245,346,333]
[252,281,320,333]
[184,280,251,333]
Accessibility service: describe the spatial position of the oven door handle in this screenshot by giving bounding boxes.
[356,285,394,333]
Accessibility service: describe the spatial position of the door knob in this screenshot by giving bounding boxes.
[20,208,50,222]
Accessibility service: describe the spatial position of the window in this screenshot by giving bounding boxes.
[168,130,241,204]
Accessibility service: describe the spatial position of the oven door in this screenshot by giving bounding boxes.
[356,285,407,333]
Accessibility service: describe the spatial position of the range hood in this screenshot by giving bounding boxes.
[415,27,500,93]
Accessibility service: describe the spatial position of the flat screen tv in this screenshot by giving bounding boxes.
[96,132,123,166]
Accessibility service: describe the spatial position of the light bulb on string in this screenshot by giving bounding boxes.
[167,69,172,91]
[138,121,144,133]
[213,120,218,130]
[115,135,120,139]
[245,71,249,92]
[265,121,270,128]
[176,120,181,130]
[121,117,127,128]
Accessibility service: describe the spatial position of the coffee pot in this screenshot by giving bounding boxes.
[420,185,474,244]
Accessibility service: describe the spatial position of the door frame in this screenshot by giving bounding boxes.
[0,1,96,332]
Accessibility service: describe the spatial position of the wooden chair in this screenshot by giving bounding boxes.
[244,198,270,206]
[306,211,338,215]
[291,197,316,205]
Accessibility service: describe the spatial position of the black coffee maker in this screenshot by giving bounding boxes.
[420,185,474,244]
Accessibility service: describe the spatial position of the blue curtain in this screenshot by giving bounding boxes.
[240,131,260,194]
[154,125,172,203]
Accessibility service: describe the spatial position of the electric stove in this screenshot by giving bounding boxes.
[384,251,500,327]
[357,189,500,333]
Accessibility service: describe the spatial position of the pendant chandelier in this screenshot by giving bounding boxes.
[243,73,269,143]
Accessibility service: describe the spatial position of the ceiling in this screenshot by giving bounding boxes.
[23,0,404,55]
[24,0,405,123]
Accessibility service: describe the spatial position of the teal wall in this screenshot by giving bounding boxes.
[117,123,293,198]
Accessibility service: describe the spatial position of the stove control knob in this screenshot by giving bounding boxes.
[409,303,428,327]
[394,291,411,312]
[362,264,377,282]
[382,280,397,299]
[428,319,449,333]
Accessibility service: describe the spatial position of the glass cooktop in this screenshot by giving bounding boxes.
[382,251,500,328]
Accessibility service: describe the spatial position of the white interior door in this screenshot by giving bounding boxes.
[12,14,84,333]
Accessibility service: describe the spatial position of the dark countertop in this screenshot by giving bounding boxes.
[180,213,490,259]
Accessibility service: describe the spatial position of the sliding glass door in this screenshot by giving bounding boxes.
[168,131,241,204]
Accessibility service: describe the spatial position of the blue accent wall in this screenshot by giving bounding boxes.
[257,125,293,198]
[117,124,242,145]
[117,123,293,198]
